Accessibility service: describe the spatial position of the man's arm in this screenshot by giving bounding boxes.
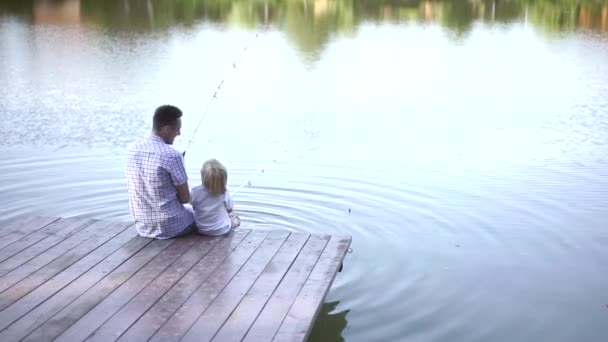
[176,182,190,204]
[167,153,190,204]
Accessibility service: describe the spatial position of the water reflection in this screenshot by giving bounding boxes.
[1,1,607,56]
[309,301,349,341]
[32,0,80,25]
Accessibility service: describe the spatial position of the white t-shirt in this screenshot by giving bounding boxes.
[190,185,234,236]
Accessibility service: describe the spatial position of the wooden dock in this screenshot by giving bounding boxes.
[0,216,351,342]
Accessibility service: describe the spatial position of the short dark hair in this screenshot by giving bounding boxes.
[153,105,182,130]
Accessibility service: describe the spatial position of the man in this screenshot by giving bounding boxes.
[125,105,194,239]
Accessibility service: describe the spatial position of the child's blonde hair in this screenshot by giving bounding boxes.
[201,159,228,195]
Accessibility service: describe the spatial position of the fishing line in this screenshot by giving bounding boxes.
[180,27,277,197]
[182,30,264,156]
[231,166,267,196]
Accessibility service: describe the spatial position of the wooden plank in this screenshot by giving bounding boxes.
[212,233,311,342]
[180,231,302,342]
[180,230,292,342]
[54,236,201,342]
[0,216,57,236]
[242,234,331,342]
[272,235,351,342]
[0,217,94,264]
[0,218,100,282]
[117,229,251,342]
[0,235,153,342]
[149,230,271,342]
[0,219,119,305]
[0,216,60,249]
[0,215,36,236]
[0,216,351,342]
[0,215,33,234]
[0,218,89,262]
[0,221,135,331]
[22,239,176,342]
[84,235,225,342]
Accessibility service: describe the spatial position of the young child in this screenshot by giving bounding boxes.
[190,159,240,236]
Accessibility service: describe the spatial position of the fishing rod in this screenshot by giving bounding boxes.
[182,31,263,157]
[178,29,273,197]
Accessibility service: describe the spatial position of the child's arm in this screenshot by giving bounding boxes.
[225,190,234,213]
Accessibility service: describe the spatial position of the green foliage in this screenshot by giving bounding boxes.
[1,0,606,59]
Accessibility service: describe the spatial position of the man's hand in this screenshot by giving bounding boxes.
[176,183,190,203]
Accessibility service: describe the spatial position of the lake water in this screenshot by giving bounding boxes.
[1,0,608,341]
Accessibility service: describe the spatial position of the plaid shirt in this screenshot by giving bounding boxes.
[125,135,194,239]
